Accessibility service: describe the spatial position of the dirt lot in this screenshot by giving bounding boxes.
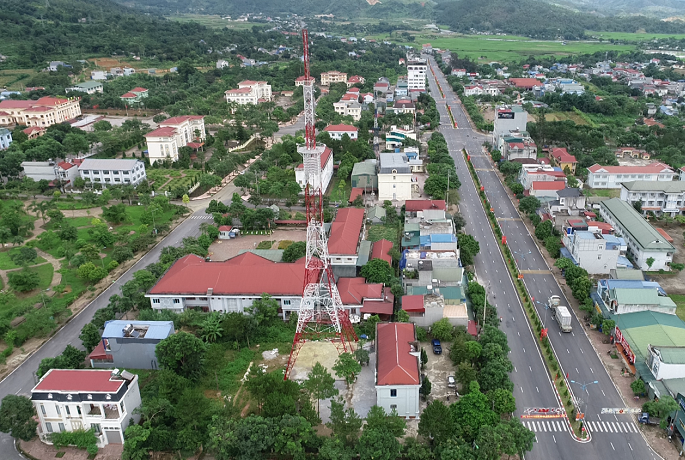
[207,228,307,261]
[482,104,537,124]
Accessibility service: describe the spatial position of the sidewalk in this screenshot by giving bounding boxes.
[19,438,123,460]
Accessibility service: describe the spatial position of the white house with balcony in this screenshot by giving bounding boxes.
[144,116,205,164]
[31,369,141,447]
[587,163,677,189]
[224,80,272,105]
[620,181,685,217]
[78,159,146,187]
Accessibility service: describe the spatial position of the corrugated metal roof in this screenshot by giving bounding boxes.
[376,323,420,386]
[601,198,676,252]
[612,288,676,308]
[622,181,685,193]
[351,161,376,177]
[79,158,142,171]
[102,320,174,340]
[614,311,685,359]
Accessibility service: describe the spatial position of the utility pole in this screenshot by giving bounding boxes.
[446,169,450,208]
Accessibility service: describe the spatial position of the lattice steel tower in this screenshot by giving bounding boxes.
[284,29,358,380]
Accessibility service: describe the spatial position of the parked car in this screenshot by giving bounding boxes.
[447,375,456,388]
[432,339,442,355]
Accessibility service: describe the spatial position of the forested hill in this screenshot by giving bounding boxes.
[0,0,269,68]
[112,0,435,19]
[437,0,685,39]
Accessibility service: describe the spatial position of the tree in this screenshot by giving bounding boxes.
[643,396,679,429]
[10,247,37,266]
[456,361,477,391]
[37,345,87,377]
[489,388,517,416]
[601,319,615,335]
[320,436,355,460]
[0,395,38,441]
[79,323,102,353]
[122,424,151,460]
[478,361,514,393]
[630,379,646,396]
[199,314,223,343]
[59,223,78,242]
[357,428,401,460]
[327,399,362,446]
[365,405,406,438]
[360,258,394,284]
[418,400,453,446]
[101,203,128,224]
[420,376,432,399]
[534,220,553,240]
[519,196,541,214]
[431,318,453,342]
[246,294,279,327]
[333,353,362,386]
[182,194,190,206]
[8,269,40,292]
[554,257,574,272]
[451,381,499,443]
[545,236,561,258]
[304,362,338,415]
[155,331,207,380]
[646,257,655,270]
[112,246,134,264]
[354,348,370,366]
[282,241,306,262]
[458,234,480,266]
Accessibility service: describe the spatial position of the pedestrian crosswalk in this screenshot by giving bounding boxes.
[523,419,569,433]
[585,420,639,434]
[189,215,214,220]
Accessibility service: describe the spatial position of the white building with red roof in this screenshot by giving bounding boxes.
[320,70,347,86]
[338,277,386,317]
[375,322,421,418]
[328,207,366,276]
[225,80,272,105]
[295,76,315,87]
[347,75,365,87]
[323,124,358,140]
[587,162,676,189]
[519,166,567,190]
[31,369,142,447]
[0,96,81,128]
[144,115,206,164]
[295,145,333,193]
[147,252,306,319]
[529,180,567,198]
[119,87,148,104]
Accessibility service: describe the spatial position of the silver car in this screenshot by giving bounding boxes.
[447,375,456,388]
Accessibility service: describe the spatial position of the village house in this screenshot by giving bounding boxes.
[323,124,358,140]
[550,147,577,174]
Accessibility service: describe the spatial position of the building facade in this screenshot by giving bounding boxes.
[407,60,427,91]
[587,163,677,189]
[620,181,685,217]
[0,128,12,150]
[492,105,528,146]
[378,153,412,201]
[79,159,147,187]
[0,97,81,128]
[225,81,272,105]
[295,146,334,193]
[320,71,347,86]
[31,369,142,447]
[66,81,104,95]
[144,116,205,164]
[323,124,358,140]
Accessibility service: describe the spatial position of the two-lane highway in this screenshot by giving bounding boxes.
[427,57,660,459]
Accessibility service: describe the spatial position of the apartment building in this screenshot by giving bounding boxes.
[519,165,566,190]
[587,162,676,189]
[333,100,362,121]
[224,80,272,105]
[0,97,81,128]
[497,130,537,161]
[320,71,348,86]
[600,198,676,271]
[407,59,427,91]
[492,105,528,146]
[323,124,358,140]
[144,115,206,164]
[378,153,413,201]
[88,321,174,370]
[78,159,147,187]
[561,230,627,274]
[620,181,685,217]
[31,369,142,447]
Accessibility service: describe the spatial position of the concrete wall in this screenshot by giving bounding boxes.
[375,384,420,418]
[378,173,412,201]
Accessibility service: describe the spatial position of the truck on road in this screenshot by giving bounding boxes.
[555,306,573,332]
[637,413,660,426]
[548,295,561,313]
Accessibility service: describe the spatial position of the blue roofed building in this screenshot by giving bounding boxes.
[88,321,175,370]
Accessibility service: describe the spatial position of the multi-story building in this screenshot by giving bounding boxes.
[519,165,566,190]
[0,97,81,128]
[66,81,104,95]
[497,131,537,161]
[31,369,142,447]
[492,105,528,146]
[407,59,427,91]
[119,87,148,104]
[224,80,272,105]
[561,229,627,274]
[599,198,676,271]
[550,147,577,174]
[78,159,147,187]
[144,115,206,164]
[385,126,416,150]
[347,75,365,87]
[596,279,676,315]
[294,146,334,193]
[620,181,685,217]
[0,128,12,150]
[295,76,315,86]
[328,207,366,278]
[88,321,174,370]
[147,252,305,320]
[587,163,676,189]
[378,153,413,201]
[615,147,650,160]
[375,322,421,419]
[333,100,361,121]
[21,160,79,187]
[320,71,347,86]
[323,124,358,140]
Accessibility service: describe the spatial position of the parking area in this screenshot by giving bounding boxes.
[421,340,458,401]
[207,228,307,261]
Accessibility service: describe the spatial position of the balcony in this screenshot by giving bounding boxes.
[85,404,121,419]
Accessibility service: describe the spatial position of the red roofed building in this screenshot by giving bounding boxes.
[0,96,81,128]
[146,253,306,319]
[375,322,420,418]
[550,147,577,174]
[530,180,566,197]
[295,146,333,193]
[508,78,542,90]
[295,75,315,86]
[520,167,567,190]
[328,207,365,262]
[338,277,384,316]
[405,199,446,217]
[225,80,272,105]
[348,187,363,204]
[371,239,393,264]
[23,126,46,139]
[31,369,142,447]
[145,115,206,164]
[324,124,358,140]
[362,287,394,318]
[347,75,365,87]
[643,118,665,129]
[587,162,676,189]
[218,225,234,239]
[402,295,425,314]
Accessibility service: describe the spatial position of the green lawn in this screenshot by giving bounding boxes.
[583,188,620,198]
[368,224,399,246]
[671,295,685,322]
[586,31,685,41]
[55,201,100,211]
[0,251,47,270]
[64,216,96,228]
[329,176,352,203]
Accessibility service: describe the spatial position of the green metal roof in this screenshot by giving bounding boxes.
[236,249,284,262]
[432,267,464,283]
[600,198,676,252]
[662,378,685,398]
[74,80,103,89]
[356,240,372,267]
[611,268,644,280]
[367,206,386,220]
[351,162,376,177]
[622,181,685,193]
[613,310,685,359]
[653,347,685,364]
[612,288,676,308]
[404,223,420,232]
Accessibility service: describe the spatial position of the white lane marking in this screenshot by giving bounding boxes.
[536,387,539,393]
[580,347,583,353]
[601,389,606,397]
[610,442,615,451]
[529,366,532,372]
[552,434,556,443]
[567,349,570,353]
[590,368,594,374]
[628,443,633,451]
[523,348,526,353]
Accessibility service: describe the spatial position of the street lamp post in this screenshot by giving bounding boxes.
[570,380,599,422]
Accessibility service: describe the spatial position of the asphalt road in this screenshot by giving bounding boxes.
[426,57,660,459]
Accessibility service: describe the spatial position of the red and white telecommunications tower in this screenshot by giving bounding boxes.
[284,29,358,380]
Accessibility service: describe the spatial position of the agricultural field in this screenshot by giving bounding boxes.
[586,31,685,41]
[544,112,589,125]
[0,69,38,90]
[166,14,258,29]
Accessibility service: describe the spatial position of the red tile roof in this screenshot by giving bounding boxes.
[643,118,664,128]
[347,87,360,93]
[23,126,45,134]
[508,78,541,89]
[324,124,357,133]
[0,100,35,109]
[348,75,364,83]
[226,87,253,94]
[341,93,358,101]
[36,96,69,106]
[371,239,393,264]
[337,277,383,305]
[349,187,363,203]
[551,147,577,164]
[328,208,364,255]
[121,92,138,98]
[402,295,425,313]
[588,162,672,174]
[362,288,394,316]
[405,199,446,212]
[218,225,232,232]
[376,323,420,386]
[34,369,125,393]
[57,162,75,170]
[531,181,566,191]
[148,253,305,296]
[161,116,204,125]
[130,87,148,93]
[87,341,110,361]
[145,127,177,138]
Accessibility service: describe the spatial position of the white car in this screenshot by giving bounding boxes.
[447,375,456,388]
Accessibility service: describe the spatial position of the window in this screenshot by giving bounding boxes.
[390,404,397,410]
[66,406,70,416]
[41,405,46,416]
[390,389,397,397]
[104,339,111,351]
[152,299,160,304]
[46,423,53,433]
[173,299,180,304]
[77,406,81,415]
[283,300,291,306]
[92,423,101,434]
[56,405,61,416]
[58,423,65,432]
